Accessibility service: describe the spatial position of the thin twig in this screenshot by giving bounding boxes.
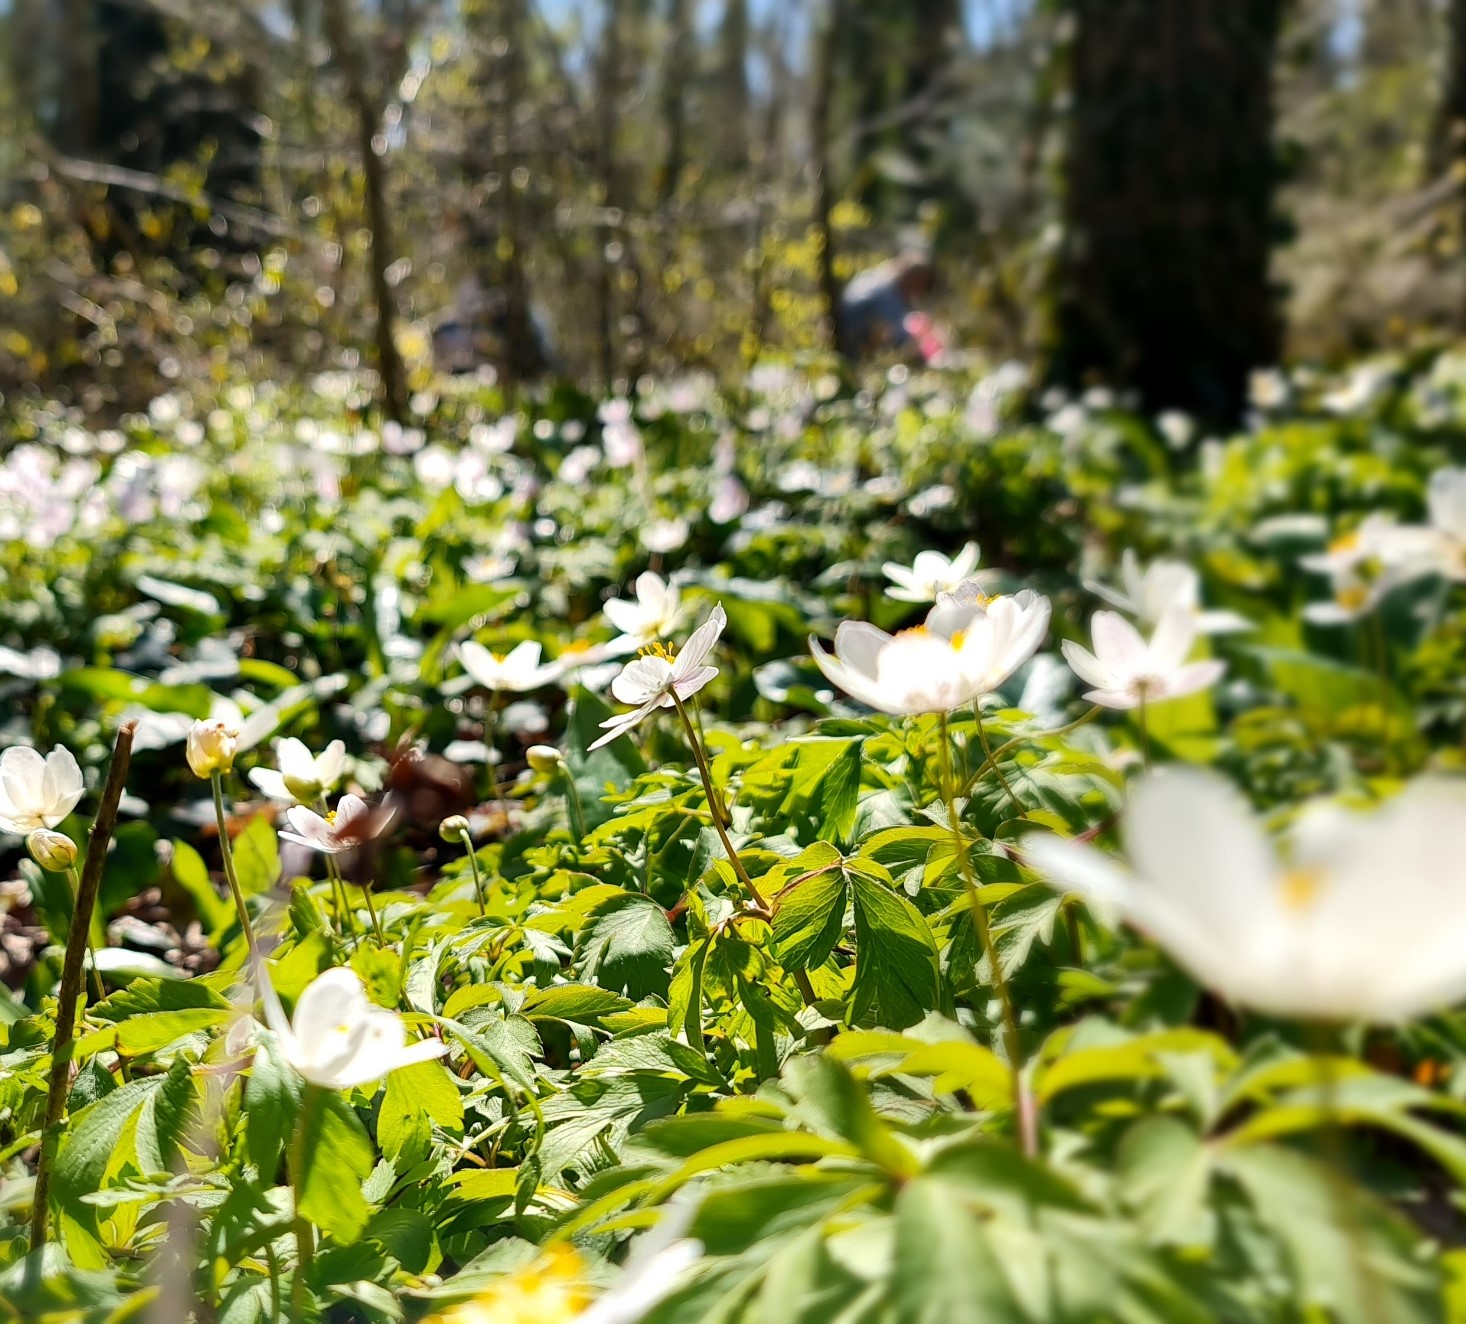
[30,721,136,1253]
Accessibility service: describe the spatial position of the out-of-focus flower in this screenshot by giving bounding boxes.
[1025,769,1466,1022]
[882,542,981,603]
[604,573,685,648]
[187,719,239,779]
[459,639,562,693]
[0,746,84,833]
[1299,514,1432,624]
[709,474,749,524]
[811,590,1050,716]
[1417,467,1466,582]
[439,813,471,842]
[248,737,348,804]
[27,828,78,872]
[642,518,689,554]
[279,794,385,854]
[1061,609,1224,710]
[1248,368,1290,410]
[1156,411,1195,450]
[599,399,644,468]
[590,605,726,750]
[1085,550,1250,635]
[257,964,447,1090]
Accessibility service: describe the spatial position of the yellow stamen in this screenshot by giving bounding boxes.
[1279,866,1327,913]
[1329,530,1361,556]
[894,626,931,641]
[426,1246,590,1324]
[1335,584,1370,612]
[638,641,676,661]
[325,810,338,824]
[949,628,967,650]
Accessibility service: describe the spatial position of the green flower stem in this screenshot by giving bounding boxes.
[963,706,1101,799]
[974,705,1023,815]
[458,828,488,915]
[559,768,587,843]
[65,865,106,1006]
[1136,695,1152,771]
[30,721,135,1255]
[316,798,357,940]
[484,692,506,812]
[289,1083,320,1319]
[672,694,768,914]
[210,772,263,965]
[937,712,1034,1157]
[358,874,388,947]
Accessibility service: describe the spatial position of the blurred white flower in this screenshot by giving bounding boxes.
[577,1222,703,1324]
[186,719,240,779]
[599,399,644,468]
[1417,466,1466,582]
[882,542,982,603]
[1062,609,1224,710]
[257,964,447,1090]
[1025,769,1466,1022]
[248,737,348,804]
[1248,368,1290,410]
[1156,411,1195,449]
[603,573,686,648]
[1086,550,1250,634]
[1299,514,1429,623]
[0,746,84,834]
[810,590,1050,716]
[590,604,726,750]
[279,793,386,854]
[460,639,562,692]
[709,474,749,525]
[642,517,689,554]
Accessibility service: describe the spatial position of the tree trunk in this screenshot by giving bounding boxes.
[658,0,692,203]
[1052,0,1285,426]
[1432,0,1466,183]
[321,0,407,423]
[595,0,622,385]
[812,0,845,356]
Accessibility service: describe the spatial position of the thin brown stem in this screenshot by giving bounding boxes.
[65,865,106,1006]
[938,713,1034,1157]
[975,706,1023,816]
[30,722,136,1253]
[212,774,263,965]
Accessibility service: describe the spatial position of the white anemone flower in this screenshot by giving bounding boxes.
[1418,466,1466,582]
[459,638,562,692]
[1085,550,1250,635]
[279,793,386,854]
[589,605,726,751]
[1024,769,1466,1022]
[0,746,84,834]
[881,542,982,603]
[577,1216,703,1324]
[603,573,686,648]
[810,589,1051,716]
[1061,608,1224,710]
[248,737,348,804]
[257,964,447,1090]
[1299,514,1431,624]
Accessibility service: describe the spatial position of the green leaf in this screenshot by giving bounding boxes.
[892,1178,1027,1324]
[170,840,232,936]
[848,861,942,1029]
[772,858,847,971]
[1116,1116,1213,1246]
[295,1089,375,1244]
[232,816,281,898]
[564,686,647,830]
[134,1057,195,1175]
[817,739,865,844]
[378,1059,463,1162]
[245,1037,302,1179]
[52,1076,165,1230]
[577,893,675,1000]
[785,1055,917,1176]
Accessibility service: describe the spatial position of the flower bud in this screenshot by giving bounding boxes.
[187,719,239,779]
[526,744,564,774]
[27,829,77,872]
[439,814,471,842]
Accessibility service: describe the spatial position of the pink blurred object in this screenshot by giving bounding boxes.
[903,311,948,365]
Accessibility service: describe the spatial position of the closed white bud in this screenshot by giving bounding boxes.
[187,719,239,779]
[27,829,77,872]
[439,814,471,842]
[526,744,564,774]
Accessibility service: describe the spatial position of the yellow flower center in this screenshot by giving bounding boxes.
[638,641,677,661]
[949,628,967,651]
[1329,531,1361,556]
[427,1247,590,1324]
[894,626,930,641]
[325,810,338,824]
[1336,584,1370,612]
[1279,866,1327,913]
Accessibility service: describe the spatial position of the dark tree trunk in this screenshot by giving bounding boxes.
[658,0,692,203]
[1052,0,1286,426]
[812,0,845,356]
[1433,0,1466,182]
[714,0,750,175]
[321,0,407,423]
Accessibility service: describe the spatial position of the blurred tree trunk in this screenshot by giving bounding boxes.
[321,0,407,423]
[1432,0,1466,182]
[1051,0,1285,426]
[53,0,98,155]
[812,0,845,356]
[595,0,623,384]
[715,0,750,175]
[658,0,692,204]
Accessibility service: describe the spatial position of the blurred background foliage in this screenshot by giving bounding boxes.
[4,0,1466,425]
